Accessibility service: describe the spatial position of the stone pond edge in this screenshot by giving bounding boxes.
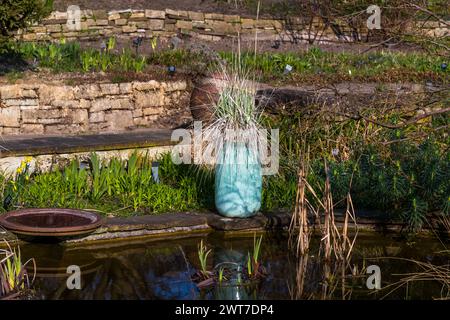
[1,210,438,248]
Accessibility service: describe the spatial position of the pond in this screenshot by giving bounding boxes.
[19,232,448,300]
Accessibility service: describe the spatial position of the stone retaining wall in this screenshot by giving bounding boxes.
[17,9,448,43]
[0,79,192,135]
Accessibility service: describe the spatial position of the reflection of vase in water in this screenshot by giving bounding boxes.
[213,248,249,300]
[215,143,262,218]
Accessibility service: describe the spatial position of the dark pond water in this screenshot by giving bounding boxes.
[19,232,448,300]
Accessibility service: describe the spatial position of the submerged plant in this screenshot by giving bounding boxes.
[197,240,212,279]
[0,241,35,299]
[218,266,225,284]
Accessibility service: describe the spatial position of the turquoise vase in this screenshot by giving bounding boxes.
[215,142,262,218]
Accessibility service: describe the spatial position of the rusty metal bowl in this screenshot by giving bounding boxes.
[0,208,103,240]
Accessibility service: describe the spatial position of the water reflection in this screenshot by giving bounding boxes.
[19,233,447,300]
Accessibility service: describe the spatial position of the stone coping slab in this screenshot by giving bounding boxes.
[0,128,174,158]
[0,210,444,247]
[67,211,291,243]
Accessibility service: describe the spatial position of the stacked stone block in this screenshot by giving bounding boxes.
[0,80,192,135]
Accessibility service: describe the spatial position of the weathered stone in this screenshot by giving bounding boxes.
[130,12,145,19]
[42,19,67,25]
[0,86,17,99]
[143,106,164,116]
[22,124,44,134]
[135,21,148,29]
[108,13,121,21]
[62,32,79,38]
[205,20,239,34]
[188,11,205,21]
[135,92,164,108]
[145,10,166,19]
[74,84,101,99]
[50,32,64,39]
[1,127,20,134]
[67,109,88,124]
[164,81,187,92]
[3,99,38,106]
[176,20,193,30]
[118,99,133,110]
[36,109,61,119]
[115,19,127,26]
[132,108,143,118]
[224,15,240,23]
[38,117,64,125]
[80,19,96,30]
[256,19,281,29]
[21,109,39,123]
[192,21,208,29]
[132,81,160,91]
[36,33,51,41]
[44,123,87,134]
[148,19,165,30]
[37,85,73,104]
[100,83,120,95]
[0,107,20,127]
[79,99,91,109]
[89,111,105,123]
[22,33,37,41]
[119,83,133,94]
[91,98,116,112]
[166,9,188,19]
[47,11,68,20]
[95,19,109,26]
[104,110,133,130]
[165,23,177,32]
[29,26,47,33]
[241,18,254,28]
[206,212,290,231]
[132,117,147,126]
[46,24,63,33]
[122,25,137,33]
[205,13,224,20]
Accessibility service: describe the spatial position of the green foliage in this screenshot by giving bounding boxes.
[7,41,446,83]
[266,109,449,232]
[197,240,212,278]
[0,0,53,46]
[15,41,147,73]
[219,48,446,81]
[0,242,34,298]
[0,152,214,216]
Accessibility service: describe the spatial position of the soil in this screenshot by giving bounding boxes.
[1,34,428,85]
[81,36,425,60]
[0,64,190,85]
[53,0,275,17]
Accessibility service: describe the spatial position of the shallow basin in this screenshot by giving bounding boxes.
[0,208,103,239]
